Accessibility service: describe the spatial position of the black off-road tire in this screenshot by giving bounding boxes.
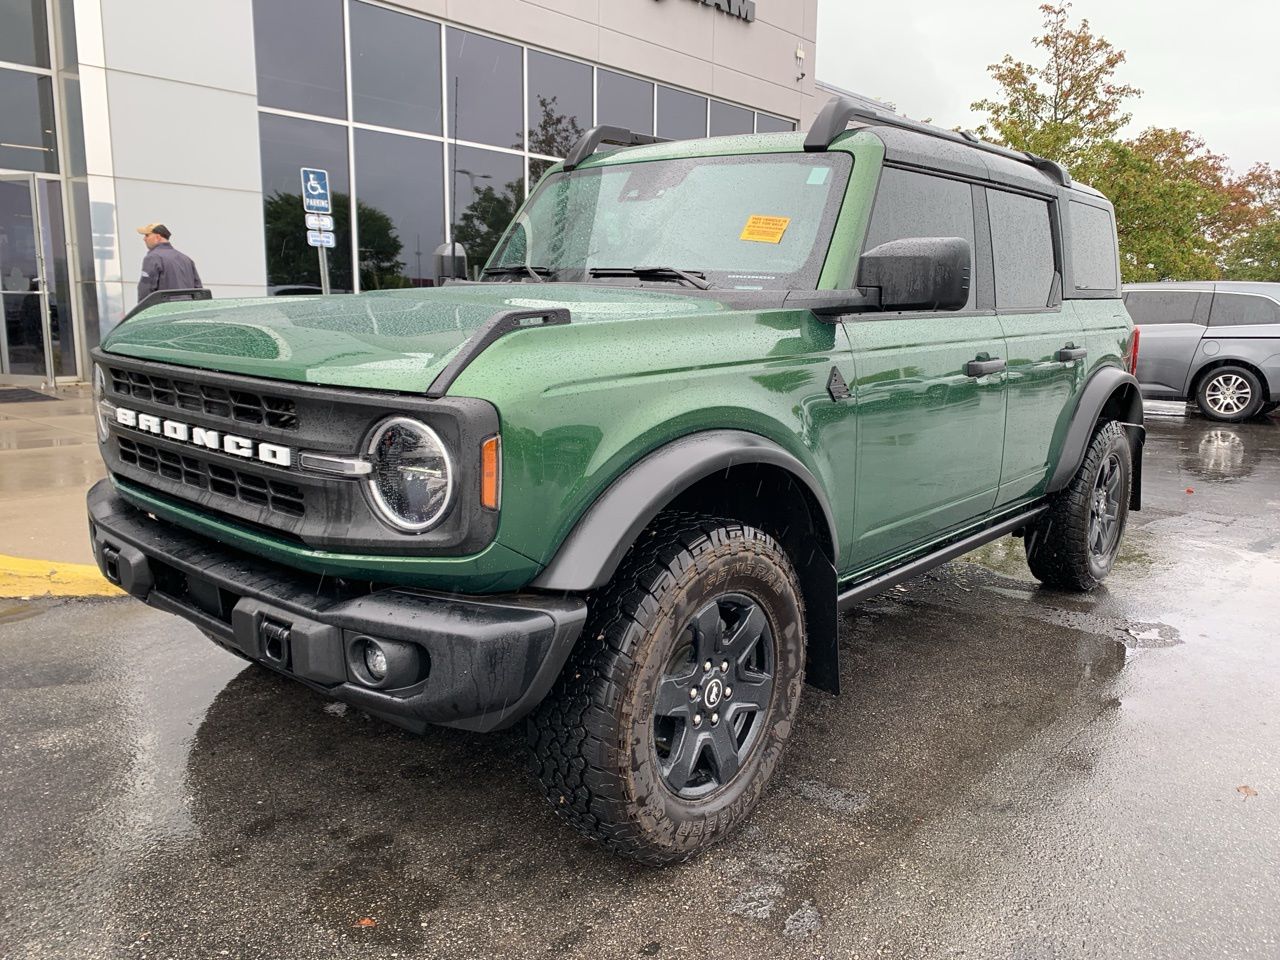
[1195,365,1265,422]
[1025,420,1132,592]
[527,513,806,865]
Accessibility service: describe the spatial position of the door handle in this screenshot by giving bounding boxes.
[965,356,1006,377]
[1055,345,1087,362]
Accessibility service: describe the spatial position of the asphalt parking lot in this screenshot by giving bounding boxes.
[2,403,1278,960]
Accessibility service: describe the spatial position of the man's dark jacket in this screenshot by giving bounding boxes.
[138,243,202,299]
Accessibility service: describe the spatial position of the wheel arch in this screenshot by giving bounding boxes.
[1047,365,1144,507]
[530,430,843,695]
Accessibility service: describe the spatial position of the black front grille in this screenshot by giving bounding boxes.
[118,437,306,518]
[108,367,298,430]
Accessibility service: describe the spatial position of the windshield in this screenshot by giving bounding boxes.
[487,152,852,290]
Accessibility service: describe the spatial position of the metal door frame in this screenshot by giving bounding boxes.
[0,172,56,387]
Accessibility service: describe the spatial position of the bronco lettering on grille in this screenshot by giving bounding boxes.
[114,407,293,467]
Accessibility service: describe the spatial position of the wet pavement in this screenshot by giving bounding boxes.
[2,403,1278,959]
[0,385,105,565]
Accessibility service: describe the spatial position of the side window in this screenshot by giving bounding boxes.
[863,167,976,310]
[1068,201,1119,292]
[1123,291,1203,325]
[1208,293,1280,327]
[988,189,1055,310]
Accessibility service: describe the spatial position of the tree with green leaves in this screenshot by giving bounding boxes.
[971,2,1280,282]
[262,192,403,291]
[971,3,1140,168]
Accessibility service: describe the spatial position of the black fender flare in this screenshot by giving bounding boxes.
[1046,365,1144,503]
[530,430,840,592]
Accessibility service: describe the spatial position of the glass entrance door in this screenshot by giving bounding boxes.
[0,173,55,384]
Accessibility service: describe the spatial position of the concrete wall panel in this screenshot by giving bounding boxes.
[99,0,258,95]
[105,74,262,193]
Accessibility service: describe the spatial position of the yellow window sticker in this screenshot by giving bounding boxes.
[740,215,792,244]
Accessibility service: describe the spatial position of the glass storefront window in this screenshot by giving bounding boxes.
[657,86,707,140]
[710,100,754,136]
[449,145,524,274]
[246,4,796,294]
[258,113,352,292]
[756,114,796,133]
[0,0,50,68]
[354,129,444,289]
[447,28,522,149]
[253,0,346,119]
[525,51,591,154]
[0,69,57,173]
[598,70,653,136]
[350,1,441,135]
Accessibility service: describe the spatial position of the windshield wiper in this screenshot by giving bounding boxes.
[588,266,713,290]
[481,264,552,282]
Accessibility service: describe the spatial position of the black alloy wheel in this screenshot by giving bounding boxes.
[652,593,775,800]
[1088,453,1124,562]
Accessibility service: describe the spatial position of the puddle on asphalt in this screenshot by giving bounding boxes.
[0,601,45,625]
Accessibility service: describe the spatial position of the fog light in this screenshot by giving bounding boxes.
[348,635,425,689]
[363,639,388,680]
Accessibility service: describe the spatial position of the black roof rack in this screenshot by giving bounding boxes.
[562,125,669,171]
[803,96,1072,187]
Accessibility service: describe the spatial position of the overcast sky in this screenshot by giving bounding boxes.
[815,0,1280,175]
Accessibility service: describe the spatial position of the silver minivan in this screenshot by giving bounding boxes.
[1123,281,1280,421]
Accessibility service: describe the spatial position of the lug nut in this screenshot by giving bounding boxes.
[703,660,713,671]
[689,687,699,701]
[720,660,729,672]
[725,687,733,699]
[711,712,720,725]
[693,713,703,726]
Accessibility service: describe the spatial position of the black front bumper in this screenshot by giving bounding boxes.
[87,481,586,733]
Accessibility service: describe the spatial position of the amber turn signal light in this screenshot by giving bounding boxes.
[480,435,501,510]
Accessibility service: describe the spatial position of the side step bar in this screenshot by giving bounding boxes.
[836,506,1047,611]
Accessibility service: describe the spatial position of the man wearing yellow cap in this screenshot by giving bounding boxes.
[136,222,202,301]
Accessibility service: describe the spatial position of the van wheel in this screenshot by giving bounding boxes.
[527,513,805,865]
[1025,420,1131,592]
[1196,366,1264,421]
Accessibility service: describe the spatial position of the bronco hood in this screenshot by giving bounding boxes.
[101,284,733,394]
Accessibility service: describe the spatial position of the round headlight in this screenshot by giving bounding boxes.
[365,417,453,532]
[93,365,111,442]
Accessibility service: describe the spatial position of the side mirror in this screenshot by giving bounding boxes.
[856,237,971,312]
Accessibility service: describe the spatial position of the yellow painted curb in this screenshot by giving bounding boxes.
[0,554,123,598]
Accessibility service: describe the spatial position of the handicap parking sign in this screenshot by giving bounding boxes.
[300,168,331,214]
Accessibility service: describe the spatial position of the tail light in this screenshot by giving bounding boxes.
[1125,326,1141,376]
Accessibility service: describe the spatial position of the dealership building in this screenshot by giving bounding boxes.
[0,0,830,386]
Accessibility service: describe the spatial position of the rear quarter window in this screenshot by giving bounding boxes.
[1068,201,1118,292]
[1208,293,1280,327]
[1123,291,1203,325]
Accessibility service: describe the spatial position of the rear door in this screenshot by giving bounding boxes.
[1123,289,1207,397]
[986,187,1081,506]
[847,167,1007,569]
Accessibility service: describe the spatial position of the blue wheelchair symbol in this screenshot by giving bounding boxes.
[300,168,331,214]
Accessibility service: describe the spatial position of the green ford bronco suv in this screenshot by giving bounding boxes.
[87,96,1143,863]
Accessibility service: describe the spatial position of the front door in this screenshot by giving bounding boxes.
[0,174,54,385]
